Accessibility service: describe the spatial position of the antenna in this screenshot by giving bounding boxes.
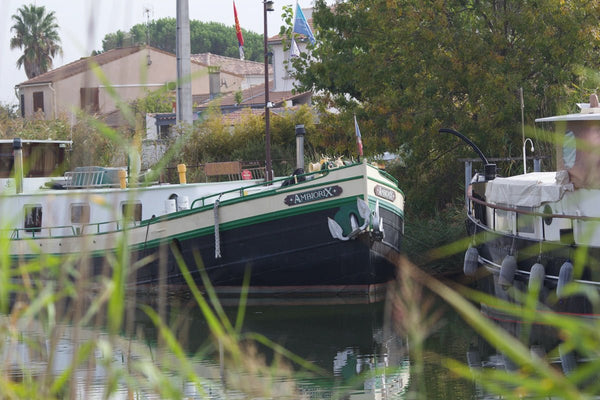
[144,5,153,46]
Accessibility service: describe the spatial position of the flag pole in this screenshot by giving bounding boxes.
[354,114,364,163]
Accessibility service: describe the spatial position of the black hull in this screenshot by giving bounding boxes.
[133,206,403,292]
[466,215,600,315]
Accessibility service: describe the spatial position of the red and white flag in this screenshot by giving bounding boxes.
[233,1,245,60]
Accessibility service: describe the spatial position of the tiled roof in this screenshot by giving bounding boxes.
[18,46,146,86]
[221,108,265,125]
[221,106,303,125]
[192,94,211,105]
[17,46,223,87]
[191,53,271,76]
[101,108,132,129]
[205,82,310,108]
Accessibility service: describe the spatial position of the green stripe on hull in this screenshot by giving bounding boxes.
[138,195,365,250]
[367,196,404,218]
[11,195,368,259]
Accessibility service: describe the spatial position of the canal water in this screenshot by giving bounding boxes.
[2,280,489,399]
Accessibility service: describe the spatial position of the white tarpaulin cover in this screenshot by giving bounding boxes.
[485,171,574,207]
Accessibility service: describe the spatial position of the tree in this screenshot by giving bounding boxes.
[133,87,175,114]
[10,4,63,79]
[102,30,134,51]
[289,0,600,214]
[102,18,265,62]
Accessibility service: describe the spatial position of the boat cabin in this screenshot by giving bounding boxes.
[536,94,600,189]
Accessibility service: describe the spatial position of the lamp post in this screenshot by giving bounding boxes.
[264,0,274,181]
[523,137,534,174]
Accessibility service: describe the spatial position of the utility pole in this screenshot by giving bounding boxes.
[263,0,274,181]
[176,0,193,126]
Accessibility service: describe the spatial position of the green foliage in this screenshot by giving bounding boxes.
[178,105,317,177]
[0,111,70,141]
[403,204,465,276]
[0,110,132,168]
[234,90,243,105]
[101,30,135,50]
[0,103,19,121]
[291,0,600,215]
[132,87,175,114]
[70,117,132,167]
[10,4,62,79]
[101,18,265,62]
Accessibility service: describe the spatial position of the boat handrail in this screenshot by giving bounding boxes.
[370,164,398,185]
[5,219,137,240]
[64,170,112,188]
[468,192,600,221]
[188,163,360,209]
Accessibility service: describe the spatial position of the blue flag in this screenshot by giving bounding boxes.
[293,4,315,44]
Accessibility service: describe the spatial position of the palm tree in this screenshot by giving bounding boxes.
[10,4,63,79]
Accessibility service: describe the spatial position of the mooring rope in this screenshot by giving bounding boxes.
[214,198,221,259]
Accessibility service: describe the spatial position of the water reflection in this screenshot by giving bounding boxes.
[144,296,411,399]
[465,301,600,399]
[2,294,413,399]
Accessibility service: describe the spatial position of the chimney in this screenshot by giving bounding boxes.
[209,66,221,100]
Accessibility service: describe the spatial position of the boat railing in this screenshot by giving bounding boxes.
[7,219,138,240]
[64,170,109,188]
[468,193,600,222]
[189,162,363,209]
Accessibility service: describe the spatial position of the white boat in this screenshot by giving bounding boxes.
[446,94,600,314]
[1,138,404,294]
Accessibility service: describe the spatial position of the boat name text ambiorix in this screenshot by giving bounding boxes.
[284,186,343,206]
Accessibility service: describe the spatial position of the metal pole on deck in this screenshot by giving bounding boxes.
[464,161,472,212]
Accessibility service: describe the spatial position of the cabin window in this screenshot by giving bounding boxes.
[33,91,44,113]
[71,203,90,224]
[121,201,142,222]
[516,207,535,234]
[563,130,576,169]
[494,207,513,233]
[20,94,25,117]
[24,204,42,233]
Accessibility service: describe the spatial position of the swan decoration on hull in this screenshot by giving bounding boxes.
[327,199,385,241]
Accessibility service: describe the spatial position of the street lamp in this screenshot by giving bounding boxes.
[264,0,274,181]
[523,137,534,173]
